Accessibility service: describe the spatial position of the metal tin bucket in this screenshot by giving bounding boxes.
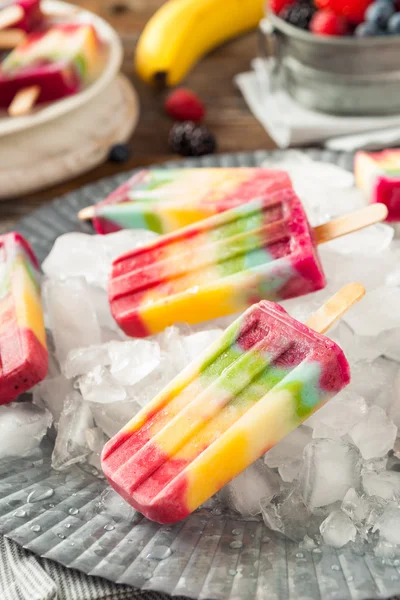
[260,14,400,116]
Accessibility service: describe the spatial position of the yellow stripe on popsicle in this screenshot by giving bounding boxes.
[13,262,46,348]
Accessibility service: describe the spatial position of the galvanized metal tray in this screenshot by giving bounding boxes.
[5,149,400,600]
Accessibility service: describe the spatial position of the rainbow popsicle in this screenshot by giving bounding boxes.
[355,149,400,222]
[0,23,101,108]
[102,298,351,524]
[86,168,292,235]
[109,188,326,337]
[0,0,42,33]
[0,233,48,405]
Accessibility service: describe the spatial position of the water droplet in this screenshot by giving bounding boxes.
[8,499,19,507]
[13,509,27,518]
[27,485,54,503]
[69,508,79,515]
[65,524,72,529]
[104,524,115,531]
[313,548,322,554]
[72,493,77,497]
[331,565,340,571]
[229,540,243,549]
[232,529,241,535]
[296,553,304,559]
[228,569,237,576]
[58,534,66,540]
[262,537,270,543]
[395,559,400,567]
[31,524,41,533]
[146,546,172,560]
[347,576,354,582]
[47,503,55,509]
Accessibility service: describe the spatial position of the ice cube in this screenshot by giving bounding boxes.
[86,427,107,454]
[261,487,311,542]
[376,506,400,545]
[44,277,101,368]
[127,355,178,408]
[349,359,397,409]
[108,340,161,386]
[157,325,191,371]
[264,426,312,468]
[389,368,400,428]
[183,329,223,362]
[64,345,111,379]
[304,391,367,438]
[91,399,141,438]
[99,229,157,264]
[87,285,119,332]
[300,439,361,510]
[218,460,279,516]
[97,487,137,522]
[324,224,394,256]
[341,488,369,524]
[344,287,400,337]
[35,375,73,425]
[278,459,303,483]
[42,233,106,286]
[349,406,397,460]
[320,510,357,548]
[0,404,52,459]
[78,366,127,404]
[362,471,400,501]
[52,392,94,470]
[42,230,157,289]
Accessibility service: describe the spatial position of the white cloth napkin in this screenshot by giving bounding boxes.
[235,58,400,151]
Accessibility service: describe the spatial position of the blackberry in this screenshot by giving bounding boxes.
[280,2,316,29]
[108,143,131,163]
[169,121,217,157]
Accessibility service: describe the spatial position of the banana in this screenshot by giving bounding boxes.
[135,0,264,87]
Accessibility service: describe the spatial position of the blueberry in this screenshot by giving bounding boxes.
[108,143,131,163]
[366,1,395,28]
[355,21,385,36]
[388,12,400,33]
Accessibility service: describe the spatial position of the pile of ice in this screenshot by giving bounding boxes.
[6,152,400,558]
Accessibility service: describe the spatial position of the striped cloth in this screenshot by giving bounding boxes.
[0,536,170,600]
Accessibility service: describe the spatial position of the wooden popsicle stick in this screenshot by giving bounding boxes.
[0,28,25,48]
[78,206,95,221]
[8,85,40,117]
[314,203,388,245]
[306,283,365,334]
[0,4,24,30]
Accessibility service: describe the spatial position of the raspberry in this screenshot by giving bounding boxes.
[315,0,374,24]
[310,9,349,34]
[164,88,205,123]
[169,122,217,157]
[280,2,316,29]
[270,0,295,14]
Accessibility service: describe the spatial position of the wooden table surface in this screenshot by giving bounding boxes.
[1,0,275,234]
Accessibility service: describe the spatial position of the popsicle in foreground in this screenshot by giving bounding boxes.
[0,23,101,110]
[355,149,400,222]
[0,232,48,405]
[102,283,364,524]
[78,168,292,234]
[108,190,386,337]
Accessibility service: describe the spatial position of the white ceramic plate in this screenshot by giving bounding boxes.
[0,0,123,138]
